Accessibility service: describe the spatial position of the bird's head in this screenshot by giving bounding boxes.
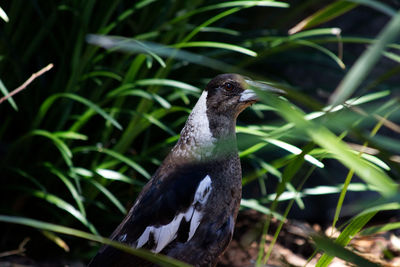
[172,73,284,160]
[205,73,283,118]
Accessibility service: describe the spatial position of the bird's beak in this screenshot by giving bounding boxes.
[239,79,285,102]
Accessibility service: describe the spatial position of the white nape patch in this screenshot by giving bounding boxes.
[134,175,213,253]
[172,90,217,159]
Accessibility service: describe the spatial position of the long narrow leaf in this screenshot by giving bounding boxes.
[313,234,379,267]
[45,164,86,217]
[316,212,377,266]
[35,93,122,130]
[0,79,17,110]
[0,215,191,267]
[256,92,397,196]
[289,1,357,34]
[172,41,257,57]
[329,11,400,105]
[27,130,73,167]
[134,79,201,93]
[87,179,127,214]
[18,188,97,234]
[170,1,289,24]
[73,146,150,179]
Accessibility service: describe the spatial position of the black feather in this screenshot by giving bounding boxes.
[88,162,211,267]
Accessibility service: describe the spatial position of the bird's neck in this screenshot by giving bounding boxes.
[171,91,238,162]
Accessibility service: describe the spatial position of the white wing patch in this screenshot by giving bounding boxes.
[188,175,212,240]
[134,175,212,253]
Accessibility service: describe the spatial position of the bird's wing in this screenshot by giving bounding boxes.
[88,163,212,266]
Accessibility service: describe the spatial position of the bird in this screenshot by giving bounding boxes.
[88,73,283,267]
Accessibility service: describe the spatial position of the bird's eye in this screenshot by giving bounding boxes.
[224,82,233,91]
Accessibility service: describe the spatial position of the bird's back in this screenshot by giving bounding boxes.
[88,156,241,267]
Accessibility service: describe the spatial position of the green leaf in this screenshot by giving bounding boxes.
[96,169,136,184]
[348,0,396,16]
[383,50,400,63]
[313,234,379,267]
[239,142,267,158]
[288,28,342,40]
[27,130,73,167]
[18,188,97,234]
[45,164,86,217]
[316,212,377,266]
[240,199,284,221]
[53,131,88,140]
[172,41,257,57]
[0,6,9,22]
[256,92,397,197]
[140,112,176,136]
[74,146,150,179]
[361,222,400,235]
[200,26,240,36]
[0,79,17,110]
[180,7,242,44]
[0,215,191,267]
[329,11,400,105]
[289,1,357,34]
[35,93,122,130]
[170,1,289,24]
[292,39,345,69]
[41,230,70,252]
[265,138,324,168]
[87,179,127,214]
[81,70,123,82]
[309,127,396,196]
[86,35,238,73]
[134,79,200,93]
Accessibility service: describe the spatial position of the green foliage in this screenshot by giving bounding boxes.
[0,0,399,266]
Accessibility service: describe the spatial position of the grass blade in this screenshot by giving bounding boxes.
[313,234,379,267]
[348,0,396,16]
[361,222,400,235]
[74,146,150,179]
[172,41,257,57]
[96,168,141,185]
[0,215,192,267]
[0,79,17,110]
[240,199,284,221]
[35,93,122,130]
[265,138,324,168]
[86,35,239,73]
[257,92,397,197]
[41,230,70,252]
[0,6,9,22]
[27,130,73,167]
[170,1,289,24]
[289,1,357,34]
[134,79,201,93]
[46,164,86,217]
[87,179,127,214]
[292,39,345,69]
[18,187,97,234]
[329,11,400,105]
[316,212,376,266]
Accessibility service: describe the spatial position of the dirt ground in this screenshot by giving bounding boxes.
[218,210,400,267]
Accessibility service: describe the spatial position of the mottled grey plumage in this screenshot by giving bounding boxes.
[88,74,280,267]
